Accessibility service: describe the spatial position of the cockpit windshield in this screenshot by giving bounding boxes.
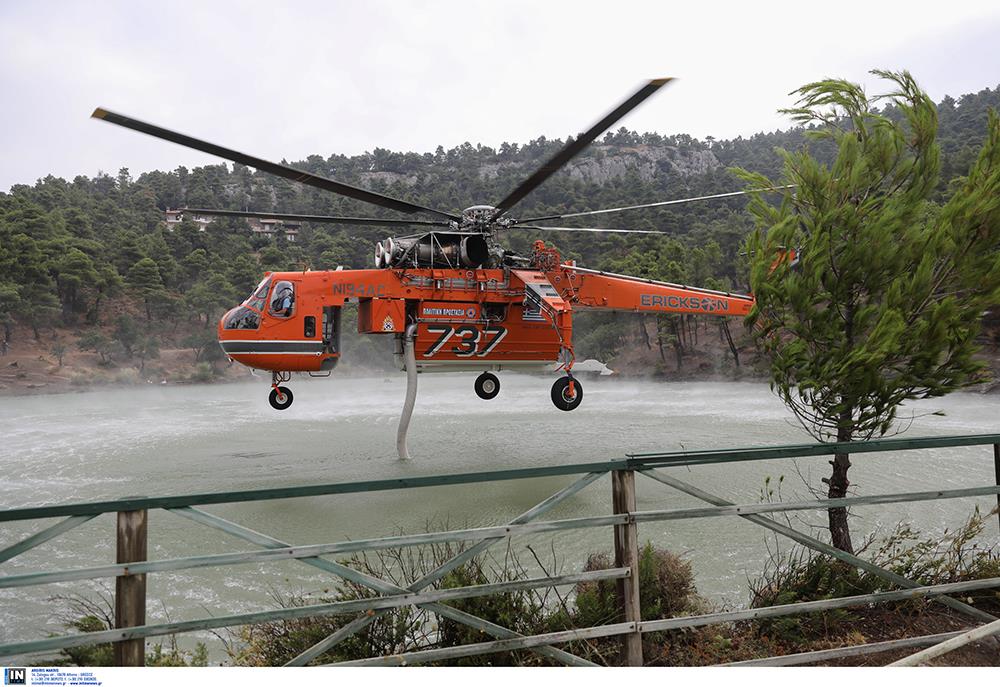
[245,277,271,312]
[223,306,260,330]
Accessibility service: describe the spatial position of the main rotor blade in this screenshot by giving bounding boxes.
[513,224,671,234]
[490,78,673,222]
[518,185,797,223]
[182,208,452,228]
[91,108,461,222]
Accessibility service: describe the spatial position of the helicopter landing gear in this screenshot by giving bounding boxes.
[269,386,293,410]
[474,372,500,400]
[551,375,583,411]
[269,372,293,410]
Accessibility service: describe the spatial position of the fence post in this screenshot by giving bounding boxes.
[114,509,147,667]
[612,469,643,666]
[994,444,1000,534]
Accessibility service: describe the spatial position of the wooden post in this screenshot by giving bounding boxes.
[114,509,147,667]
[994,444,1000,535]
[612,470,643,666]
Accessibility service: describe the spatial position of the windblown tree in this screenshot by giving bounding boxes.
[738,70,1000,553]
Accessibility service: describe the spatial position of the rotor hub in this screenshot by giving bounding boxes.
[461,205,497,227]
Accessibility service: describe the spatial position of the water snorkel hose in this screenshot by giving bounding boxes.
[396,323,419,460]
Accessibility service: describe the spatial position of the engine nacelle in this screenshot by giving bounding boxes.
[383,232,489,269]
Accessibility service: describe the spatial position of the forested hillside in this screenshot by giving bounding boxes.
[1,84,998,391]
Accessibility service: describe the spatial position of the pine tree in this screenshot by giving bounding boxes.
[126,257,166,320]
[737,70,1000,553]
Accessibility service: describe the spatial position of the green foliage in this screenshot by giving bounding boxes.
[54,248,99,318]
[228,541,553,666]
[574,543,701,627]
[77,330,114,365]
[572,311,626,361]
[748,555,860,644]
[434,553,548,666]
[57,615,207,667]
[132,334,160,374]
[49,593,208,667]
[749,508,1000,644]
[0,283,20,319]
[185,271,236,327]
[737,71,1000,553]
[126,257,165,320]
[112,314,139,358]
[183,330,224,364]
[563,543,719,665]
[739,70,1000,443]
[49,517,993,667]
[189,361,215,383]
[51,341,66,366]
[146,640,209,667]
[59,615,113,666]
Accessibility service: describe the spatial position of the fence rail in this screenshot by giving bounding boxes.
[2,433,999,667]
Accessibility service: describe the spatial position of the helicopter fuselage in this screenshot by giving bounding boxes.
[217,247,755,378]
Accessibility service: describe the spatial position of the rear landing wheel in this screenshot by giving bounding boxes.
[269,386,294,410]
[551,376,583,411]
[475,372,500,400]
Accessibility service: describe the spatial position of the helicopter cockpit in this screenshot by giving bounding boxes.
[220,276,333,351]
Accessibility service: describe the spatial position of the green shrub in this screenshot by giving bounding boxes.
[566,543,715,665]
[574,543,702,627]
[228,588,402,666]
[435,554,549,666]
[49,594,207,667]
[229,541,553,666]
[190,362,214,383]
[748,507,1000,644]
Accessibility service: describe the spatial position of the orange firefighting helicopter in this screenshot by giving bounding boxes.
[92,78,768,457]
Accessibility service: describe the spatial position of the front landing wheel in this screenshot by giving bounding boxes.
[474,372,500,400]
[269,386,294,410]
[551,376,583,411]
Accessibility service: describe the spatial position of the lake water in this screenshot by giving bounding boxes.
[2,374,998,662]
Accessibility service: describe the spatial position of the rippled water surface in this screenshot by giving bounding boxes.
[2,374,998,661]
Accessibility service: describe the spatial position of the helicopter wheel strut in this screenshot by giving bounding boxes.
[269,371,293,410]
[551,375,583,411]
[269,386,294,410]
[474,372,500,400]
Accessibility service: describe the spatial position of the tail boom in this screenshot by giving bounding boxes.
[553,265,754,317]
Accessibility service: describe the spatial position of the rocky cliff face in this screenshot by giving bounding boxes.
[360,171,419,187]
[353,143,722,187]
[477,144,720,185]
[564,144,720,185]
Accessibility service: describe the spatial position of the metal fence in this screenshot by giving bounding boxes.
[2,433,1000,667]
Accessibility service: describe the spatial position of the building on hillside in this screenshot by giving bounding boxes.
[247,217,300,242]
[163,209,215,232]
[163,209,298,241]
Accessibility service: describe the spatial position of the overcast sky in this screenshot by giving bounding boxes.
[2,0,999,191]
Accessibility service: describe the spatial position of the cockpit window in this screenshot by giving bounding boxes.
[253,277,271,299]
[223,306,260,330]
[245,277,271,312]
[269,281,295,318]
